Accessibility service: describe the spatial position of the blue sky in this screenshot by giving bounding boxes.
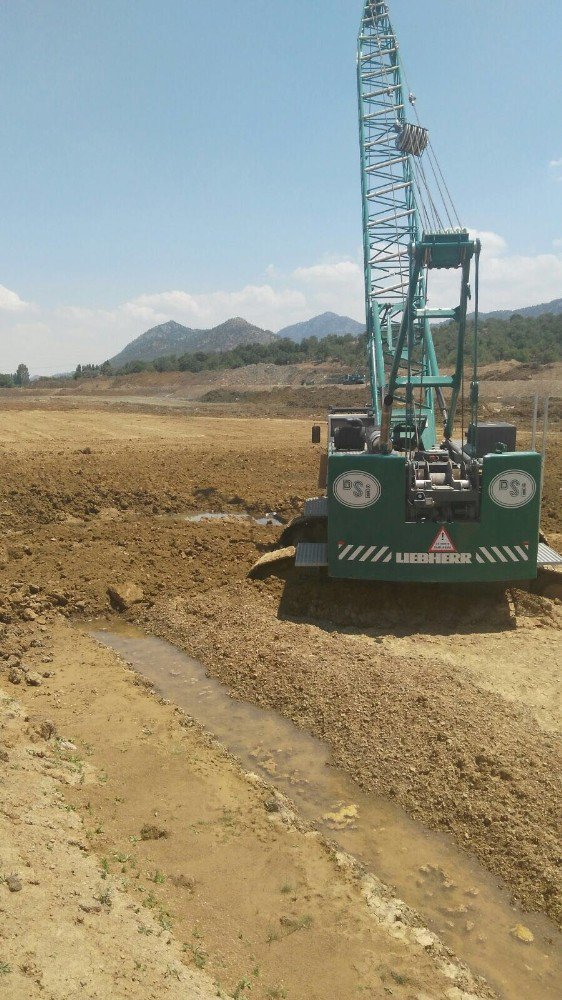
[0,0,561,373]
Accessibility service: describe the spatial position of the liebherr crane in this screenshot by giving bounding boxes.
[253,0,561,583]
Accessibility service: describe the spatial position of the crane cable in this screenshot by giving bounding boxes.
[399,54,462,230]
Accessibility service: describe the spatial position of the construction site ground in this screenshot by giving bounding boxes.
[0,371,560,999]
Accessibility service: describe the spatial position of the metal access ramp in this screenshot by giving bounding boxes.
[303,497,328,518]
[295,543,328,568]
[537,542,562,566]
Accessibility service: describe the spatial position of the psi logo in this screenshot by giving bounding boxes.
[489,470,536,509]
[333,471,381,509]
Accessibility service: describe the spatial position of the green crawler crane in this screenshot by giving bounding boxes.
[253,0,561,584]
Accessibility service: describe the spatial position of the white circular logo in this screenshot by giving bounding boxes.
[333,471,381,508]
[489,470,536,508]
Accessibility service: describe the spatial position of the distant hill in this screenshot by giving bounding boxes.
[277,312,364,342]
[479,298,562,320]
[108,317,277,368]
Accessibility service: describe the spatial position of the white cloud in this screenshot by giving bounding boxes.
[1,230,561,376]
[0,284,34,313]
[549,157,562,181]
[428,231,562,312]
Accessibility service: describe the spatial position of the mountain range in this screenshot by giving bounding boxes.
[108,318,277,368]
[479,297,562,321]
[108,312,365,368]
[107,298,561,369]
[277,311,364,342]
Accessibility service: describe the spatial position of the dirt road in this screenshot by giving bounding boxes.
[0,403,560,998]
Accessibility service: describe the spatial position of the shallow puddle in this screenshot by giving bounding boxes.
[89,622,560,1000]
[160,510,283,526]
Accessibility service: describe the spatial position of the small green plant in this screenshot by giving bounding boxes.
[267,989,287,999]
[164,964,181,981]
[157,908,173,931]
[280,883,292,895]
[232,980,252,999]
[95,889,112,908]
[143,891,157,909]
[189,946,207,970]
[138,924,153,936]
[149,869,166,884]
[100,858,110,879]
[0,961,11,975]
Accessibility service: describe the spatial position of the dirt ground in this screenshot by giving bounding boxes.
[0,395,560,998]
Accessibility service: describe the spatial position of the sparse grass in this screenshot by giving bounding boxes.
[186,945,207,969]
[232,980,252,999]
[100,857,110,879]
[280,883,292,894]
[138,924,153,936]
[267,989,287,999]
[157,907,173,931]
[0,961,11,975]
[282,915,312,936]
[95,888,112,908]
[142,891,157,909]
[149,869,166,884]
[164,964,181,981]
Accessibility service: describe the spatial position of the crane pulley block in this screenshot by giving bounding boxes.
[395,122,429,156]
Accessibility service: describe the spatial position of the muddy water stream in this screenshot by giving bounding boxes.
[90,623,560,1000]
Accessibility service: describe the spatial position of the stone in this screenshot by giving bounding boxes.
[510,923,534,944]
[8,667,22,684]
[6,875,22,892]
[25,672,43,687]
[107,583,144,611]
[79,900,102,914]
[322,804,359,829]
[22,608,37,622]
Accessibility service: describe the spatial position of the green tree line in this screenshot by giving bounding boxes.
[0,363,30,388]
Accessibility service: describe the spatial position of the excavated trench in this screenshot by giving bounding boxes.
[90,621,561,1000]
